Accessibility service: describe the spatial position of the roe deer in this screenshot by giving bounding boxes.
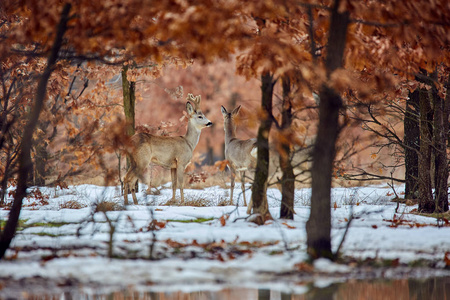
[221,105,257,212]
[123,94,212,205]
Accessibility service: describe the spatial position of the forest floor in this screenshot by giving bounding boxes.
[1,183,450,298]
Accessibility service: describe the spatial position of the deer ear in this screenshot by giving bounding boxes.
[186,102,195,115]
[221,105,228,116]
[231,105,241,116]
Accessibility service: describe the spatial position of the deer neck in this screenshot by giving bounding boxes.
[184,118,201,152]
[224,120,236,145]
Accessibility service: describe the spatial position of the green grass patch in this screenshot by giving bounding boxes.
[1,219,31,231]
[28,221,72,228]
[30,232,62,237]
[1,219,73,232]
[168,217,214,223]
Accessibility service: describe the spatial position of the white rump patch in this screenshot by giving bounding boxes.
[250,147,257,158]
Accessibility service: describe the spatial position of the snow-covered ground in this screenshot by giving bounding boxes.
[1,183,450,297]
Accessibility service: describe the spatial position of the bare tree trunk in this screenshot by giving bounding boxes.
[306,86,343,259]
[34,139,48,186]
[0,142,16,205]
[250,72,275,223]
[442,73,450,212]
[418,88,434,213]
[306,0,349,260]
[433,73,450,212]
[205,137,214,165]
[0,3,71,259]
[404,89,420,199]
[122,65,136,191]
[279,76,295,220]
[122,65,136,162]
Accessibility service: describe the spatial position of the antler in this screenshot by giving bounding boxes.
[187,93,201,110]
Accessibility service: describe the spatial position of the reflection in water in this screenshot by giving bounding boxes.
[108,278,450,300]
[335,277,450,300]
[3,277,450,299]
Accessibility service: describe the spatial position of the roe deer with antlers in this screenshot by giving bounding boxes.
[123,94,212,205]
[221,105,257,212]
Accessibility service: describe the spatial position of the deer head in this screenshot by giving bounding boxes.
[221,105,241,133]
[186,93,212,129]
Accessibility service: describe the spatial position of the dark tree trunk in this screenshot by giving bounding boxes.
[404,89,420,199]
[121,66,137,192]
[34,140,48,186]
[306,86,343,259]
[0,144,15,205]
[442,74,450,212]
[433,74,450,212]
[306,0,349,260]
[205,137,214,165]
[122,65,136,168]
[418,88,434,213]
[279,76,295,220]
[0,3,71,259]
[250,72,275,223]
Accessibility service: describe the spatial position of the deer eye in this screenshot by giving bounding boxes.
[198,116,203,119]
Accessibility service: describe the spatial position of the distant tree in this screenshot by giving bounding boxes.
[121,64,136,168]
[432,72,450,213]
[417,70,450,213]
[418,81,434,212]
[279,75,295,220]
[249,72,276,222]
[404,89,420,199]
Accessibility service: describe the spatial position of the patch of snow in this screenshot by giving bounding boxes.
[1,183,450,295]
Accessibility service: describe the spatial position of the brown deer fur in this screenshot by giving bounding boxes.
[124,94,212,205]
[221,105,256,213]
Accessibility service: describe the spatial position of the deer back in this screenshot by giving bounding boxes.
[221,105,257,170]
[131,133,185,169]
[131,93,212,170]
[226,138,257,170]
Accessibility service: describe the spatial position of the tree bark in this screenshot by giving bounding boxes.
[418,88,434,213]
[250,72,275,223]
[433,73,450,212]
[122,65,136,168]
[279,76,295,220]
[205,137,214,165]
[442,73,450,212]
[34,138,48,186]
[404,89,420,199]
[306,0,349,260]
[306,86,343,259]
[0,3,71,259]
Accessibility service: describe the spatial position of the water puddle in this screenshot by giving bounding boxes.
[1,276,450,299]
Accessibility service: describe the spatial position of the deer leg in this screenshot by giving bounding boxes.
[177,167,185,204]
[124,178,139,205]
[241,171,247,206]
[230,168,236,205]
[131,189,139,205]
[132,166,145,205]
[131,182,138,205]
[124,167,137,206]
[246,197,252,215]
[128,177,139,205]
[171,168,177,203]
[124,182,129,206]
